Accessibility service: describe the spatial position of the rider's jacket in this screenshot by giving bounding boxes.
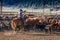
[18,10,24,18]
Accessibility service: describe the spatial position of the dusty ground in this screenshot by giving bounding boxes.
[0,31,60,40]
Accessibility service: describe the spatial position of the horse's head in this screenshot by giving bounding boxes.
[23,14,29,19]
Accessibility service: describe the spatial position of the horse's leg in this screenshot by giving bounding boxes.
[19,25,24,32]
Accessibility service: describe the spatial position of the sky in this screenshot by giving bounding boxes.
[2,0,60,8]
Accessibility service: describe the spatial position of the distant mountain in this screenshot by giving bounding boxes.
[2,0,60,8]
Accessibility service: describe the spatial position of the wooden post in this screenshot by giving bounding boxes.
[0,0,2,14]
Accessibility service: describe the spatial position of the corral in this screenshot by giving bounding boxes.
[0,12,60,40]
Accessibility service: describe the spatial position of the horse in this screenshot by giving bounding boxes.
[11,18,24,31]
[10,14,29,31]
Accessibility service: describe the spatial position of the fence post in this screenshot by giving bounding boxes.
[0,0,2,14]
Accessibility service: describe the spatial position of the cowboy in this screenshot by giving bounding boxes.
[18,9,26,24]
[18,9,23,19]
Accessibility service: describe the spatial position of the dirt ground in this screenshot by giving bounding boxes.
[0,31,60,40]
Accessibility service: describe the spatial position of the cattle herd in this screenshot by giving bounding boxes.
[0,14,60,34]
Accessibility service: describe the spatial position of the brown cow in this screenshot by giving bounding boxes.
[55,19,60,31]
[25,17,40,31]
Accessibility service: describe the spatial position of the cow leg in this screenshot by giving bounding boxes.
[49,27,54,34]
[45,26,49,34]
[45,29,48,33]
[0,28,1,31]
[49,27,51,34]
[24,25,30,32]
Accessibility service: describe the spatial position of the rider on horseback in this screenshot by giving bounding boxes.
[18,9,26,25]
